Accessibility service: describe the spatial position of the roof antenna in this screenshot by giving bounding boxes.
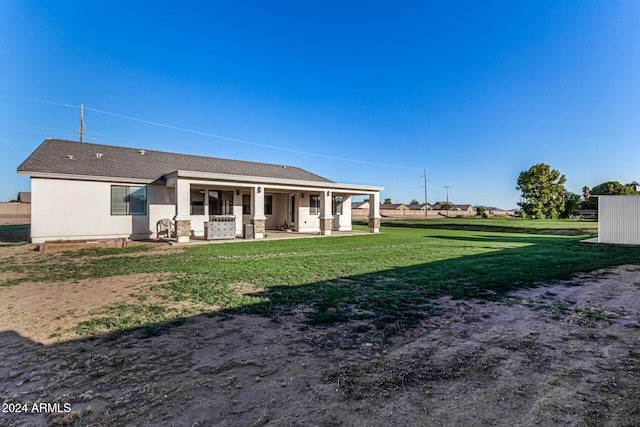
[79,104,86,143]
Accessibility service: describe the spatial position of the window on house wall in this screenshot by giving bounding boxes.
[242,195,251,215]
[209,190,234,215]
[111,185,147,215]
[310,194,320,215]
[332,195,343,215]
[265,195,273,215]
[191,189,205,215]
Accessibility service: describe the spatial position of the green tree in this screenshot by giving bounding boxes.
[583,180,640,210]
[561,192,581,218]
[591,181,637,196]
[516,163,567,219]
[383,198,392,204]
[410,199,420,205]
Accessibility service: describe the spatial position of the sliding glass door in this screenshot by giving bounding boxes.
[209,190,234,215]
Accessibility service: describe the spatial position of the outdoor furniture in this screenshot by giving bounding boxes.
[156,218,175,238]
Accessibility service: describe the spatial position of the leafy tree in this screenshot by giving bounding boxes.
[581,186,596,210]
[476,206,486,216]
[561,192,581,218]
[583,180,640,210]
[516,163,567,219]
[409,199,420,205]
[383,198,392,204]
[591,181,637,196]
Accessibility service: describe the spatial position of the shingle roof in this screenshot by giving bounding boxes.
[17,192,31,203]
[18,139,333,183]
[352,201,368,209]
[407,203,428,210]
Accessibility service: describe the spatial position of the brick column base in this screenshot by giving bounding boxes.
[251,218,266,239]
[319,218,333,236]
[176,220,191,243]
[368,218,380,233]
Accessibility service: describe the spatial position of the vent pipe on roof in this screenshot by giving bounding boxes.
[139,150,146,155]
[96,153,103,159]
[66,155,75,160]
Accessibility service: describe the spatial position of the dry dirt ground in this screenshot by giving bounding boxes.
[1,244,639,426]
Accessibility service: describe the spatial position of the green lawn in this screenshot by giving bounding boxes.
[3,219,639,337]
[354,216,598,235]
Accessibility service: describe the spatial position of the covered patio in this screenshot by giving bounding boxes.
[165,170,383,243]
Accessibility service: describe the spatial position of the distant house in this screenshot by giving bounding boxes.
[380,203,408,217]
[17,192,31,203]
[352,201,370,210]
[18,139,384,243]
[407,203,429,211]
[451,204,474,213]
[431,202,472,212]
[381,203,408,210]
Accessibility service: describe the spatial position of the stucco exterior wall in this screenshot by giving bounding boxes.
[148,186,175,238]
[598,195,640,245]
[298,192,320,232]
[31,178,171,243]
[266,193,287,229]
[332,195,352,231]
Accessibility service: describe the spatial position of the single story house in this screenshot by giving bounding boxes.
[380,203,408,217]
[407,203,429,211]
[597,195,640,245]
[17,192,31,203]
[18,139,383,243]
[352,201,370,210]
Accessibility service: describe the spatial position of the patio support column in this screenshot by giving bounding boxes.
[368,192,381,233]
[174,179,191,243]
[319,190,333,235]
[250,185,266,239]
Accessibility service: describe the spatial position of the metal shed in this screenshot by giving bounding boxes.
[597,195,640,245]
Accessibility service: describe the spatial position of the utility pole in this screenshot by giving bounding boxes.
[422,168,429,217]
[423,168,428,205]
[79,104,85,142]
[444,186,451,217]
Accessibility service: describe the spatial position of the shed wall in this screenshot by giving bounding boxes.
[598,195,640,245]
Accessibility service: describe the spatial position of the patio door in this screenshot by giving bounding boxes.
[209,190,234,215]
[289,195,295,227]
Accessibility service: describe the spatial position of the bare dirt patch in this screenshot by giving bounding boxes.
[0,273,173,344]
[1,265,639,426]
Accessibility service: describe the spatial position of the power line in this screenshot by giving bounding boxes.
[1,95,422,170]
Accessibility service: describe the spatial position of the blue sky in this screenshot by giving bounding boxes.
[2,1,639,208]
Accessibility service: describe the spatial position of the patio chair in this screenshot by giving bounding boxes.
[156,218,175,238]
